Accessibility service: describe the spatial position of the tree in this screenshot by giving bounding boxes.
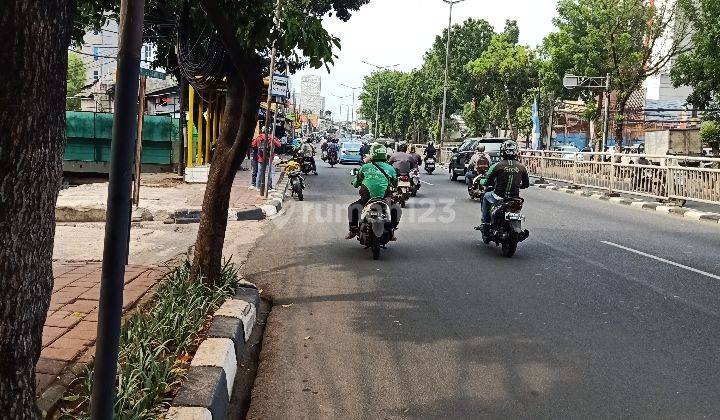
[700,120,720,155]
[0,1,78,416]
[671,0,720,110]
[185,0,368,283]
[547,0,692,148]
[466,34,537,139]
[67,52,87,110]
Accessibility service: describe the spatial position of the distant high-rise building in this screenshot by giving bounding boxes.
[300,75,324,115]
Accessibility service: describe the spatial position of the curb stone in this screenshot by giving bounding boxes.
[534,182,720,225]
[168,284,259,419]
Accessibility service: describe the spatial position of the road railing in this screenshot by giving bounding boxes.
[520,150,720,205]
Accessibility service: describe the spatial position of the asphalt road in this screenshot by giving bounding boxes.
[241,158,720,419]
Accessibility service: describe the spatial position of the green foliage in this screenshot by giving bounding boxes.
[543,0,690,145]
[671,0,720,108]
[66,52,86,111]
[700,120,720,152]
[62,261,240,419]
[466,34,538,136]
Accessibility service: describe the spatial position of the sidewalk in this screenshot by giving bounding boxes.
[57,168,281,222]
[37,262,166,395]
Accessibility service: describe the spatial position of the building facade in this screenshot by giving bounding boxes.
[300,75,325,116]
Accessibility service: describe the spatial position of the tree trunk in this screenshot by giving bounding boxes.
[191,64,262,283]
[505,102,516,139]
[0,1,73,417]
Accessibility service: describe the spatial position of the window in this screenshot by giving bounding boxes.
[93,71,99,81]
[93,47,99,61]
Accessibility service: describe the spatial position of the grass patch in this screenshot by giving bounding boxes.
[60,260,240,419]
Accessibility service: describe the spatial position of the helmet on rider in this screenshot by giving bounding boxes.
[397,142,408,152]
[500,140,519,160]
[369,143,388,161]
[409,144,416,153]
[476,144,486,153]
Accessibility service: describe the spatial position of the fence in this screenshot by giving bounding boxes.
[520,150,720,205]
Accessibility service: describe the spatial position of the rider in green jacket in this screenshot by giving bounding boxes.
[346,143,398,239]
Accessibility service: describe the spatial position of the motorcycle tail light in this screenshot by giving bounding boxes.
[400,175,409,181]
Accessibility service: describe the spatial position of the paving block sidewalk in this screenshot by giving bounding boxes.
[36,262,166,395]
[229,167,282,210]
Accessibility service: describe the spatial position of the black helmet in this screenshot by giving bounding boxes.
[500,140,519,159]
[397,142,408,152]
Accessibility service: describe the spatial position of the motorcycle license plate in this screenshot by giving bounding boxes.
[505,213,524,221]
[398,181,411,187]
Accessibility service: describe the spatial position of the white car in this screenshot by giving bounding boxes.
[560,145,583,160]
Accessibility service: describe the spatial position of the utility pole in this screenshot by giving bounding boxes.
[258,0,282,196]
[440,0,466,147]
[90,0,145,418]
[340,83,360,128]
[601,73,611,152]
[132,75,146,206]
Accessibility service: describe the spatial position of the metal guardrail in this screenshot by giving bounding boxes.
[520,150,720,205]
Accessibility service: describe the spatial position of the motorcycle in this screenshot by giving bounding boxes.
[475,189,529,258]
[351,168,394,260]
[424,156,436,174]
[327,149,339,167]
[285,160,305,201]
[410,169,421,197]
[467,173,485,200]
[395,173,412,208]
[299,155,314,175]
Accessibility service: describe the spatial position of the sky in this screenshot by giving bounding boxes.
[290,0,560,120]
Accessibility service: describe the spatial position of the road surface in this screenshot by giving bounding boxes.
[241,158,720,419]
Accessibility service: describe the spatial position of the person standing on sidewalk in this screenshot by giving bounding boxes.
[252,133,281,190]
[249,143,259,189]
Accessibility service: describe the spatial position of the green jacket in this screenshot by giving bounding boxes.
[352,161,397,198]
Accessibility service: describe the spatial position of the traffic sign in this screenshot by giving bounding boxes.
[271,73,289,99]
[140,67,166,80]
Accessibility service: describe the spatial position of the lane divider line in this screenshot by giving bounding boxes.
[420,180,434,186]
[601,241,720,281]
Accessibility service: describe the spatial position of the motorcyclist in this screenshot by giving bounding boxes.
[346,143,399,240]
[300,138,318,175]
[388,142,416,175]
[408,145,422,168]
[465,144,491,186]
[327,139,340,160]
[478,140,530,235]
[424,141,437,160]
[359,140,371,159]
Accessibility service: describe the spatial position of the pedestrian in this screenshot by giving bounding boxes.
[249,141,259,189]
[252,133,281,190]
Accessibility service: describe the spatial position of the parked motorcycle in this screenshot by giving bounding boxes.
[395,173,412,208]
[424,156,436,174]
[475,190,529,258]
[285,160,305,201]
[410,169,421,197]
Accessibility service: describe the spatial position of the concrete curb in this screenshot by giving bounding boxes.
[536,183,720,225]
[166,285,259,420]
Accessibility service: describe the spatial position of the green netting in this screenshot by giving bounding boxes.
[65,111,179,167]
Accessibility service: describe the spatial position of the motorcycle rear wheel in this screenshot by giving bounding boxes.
[372,240,381,260]
[296,188,304,201]
[501,232,518,258]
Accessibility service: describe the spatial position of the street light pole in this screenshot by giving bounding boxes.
[440,0,466,148]
[340,83,361,129]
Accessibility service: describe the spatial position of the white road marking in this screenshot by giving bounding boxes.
[420,180,434,186]
[601,241,720,281]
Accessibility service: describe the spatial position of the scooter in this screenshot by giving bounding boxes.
[467,173,485,200]
[410,169,421,197]
[424,156,436,174]
[395,173,412,208]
